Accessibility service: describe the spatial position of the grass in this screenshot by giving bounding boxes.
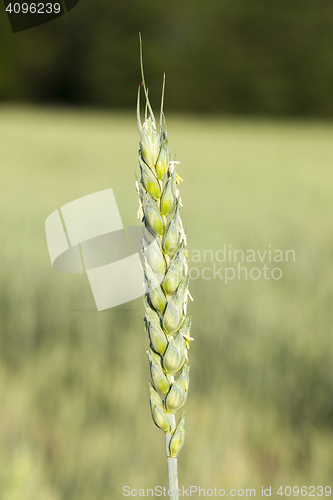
[1,105,333,499]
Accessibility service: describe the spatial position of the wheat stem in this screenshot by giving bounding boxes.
[167,457,179,499]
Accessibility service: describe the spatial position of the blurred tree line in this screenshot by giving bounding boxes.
[1,0,333,116]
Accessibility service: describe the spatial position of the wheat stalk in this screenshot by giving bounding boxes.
[136,39,193,500]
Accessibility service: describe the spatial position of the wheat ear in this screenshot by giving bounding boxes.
[136,41,193,500]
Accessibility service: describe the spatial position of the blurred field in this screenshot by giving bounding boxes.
[1,106,333,499]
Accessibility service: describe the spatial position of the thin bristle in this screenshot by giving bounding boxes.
[139,33,156,126]
[145,90,148,122]
[161,111,168,136]
[137,85,142,131]
[160,73,166,133]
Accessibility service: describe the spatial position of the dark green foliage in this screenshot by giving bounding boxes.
[1,0,333,116]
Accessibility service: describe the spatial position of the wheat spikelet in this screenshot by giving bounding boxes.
[136,40,193,499]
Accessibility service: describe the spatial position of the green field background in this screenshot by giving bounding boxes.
[1,106,333,499]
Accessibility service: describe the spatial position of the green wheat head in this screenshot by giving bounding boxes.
[136,51,193,463]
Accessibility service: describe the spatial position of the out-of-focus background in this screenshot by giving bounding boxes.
[1,0,333,116]
[1,2,333,499]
